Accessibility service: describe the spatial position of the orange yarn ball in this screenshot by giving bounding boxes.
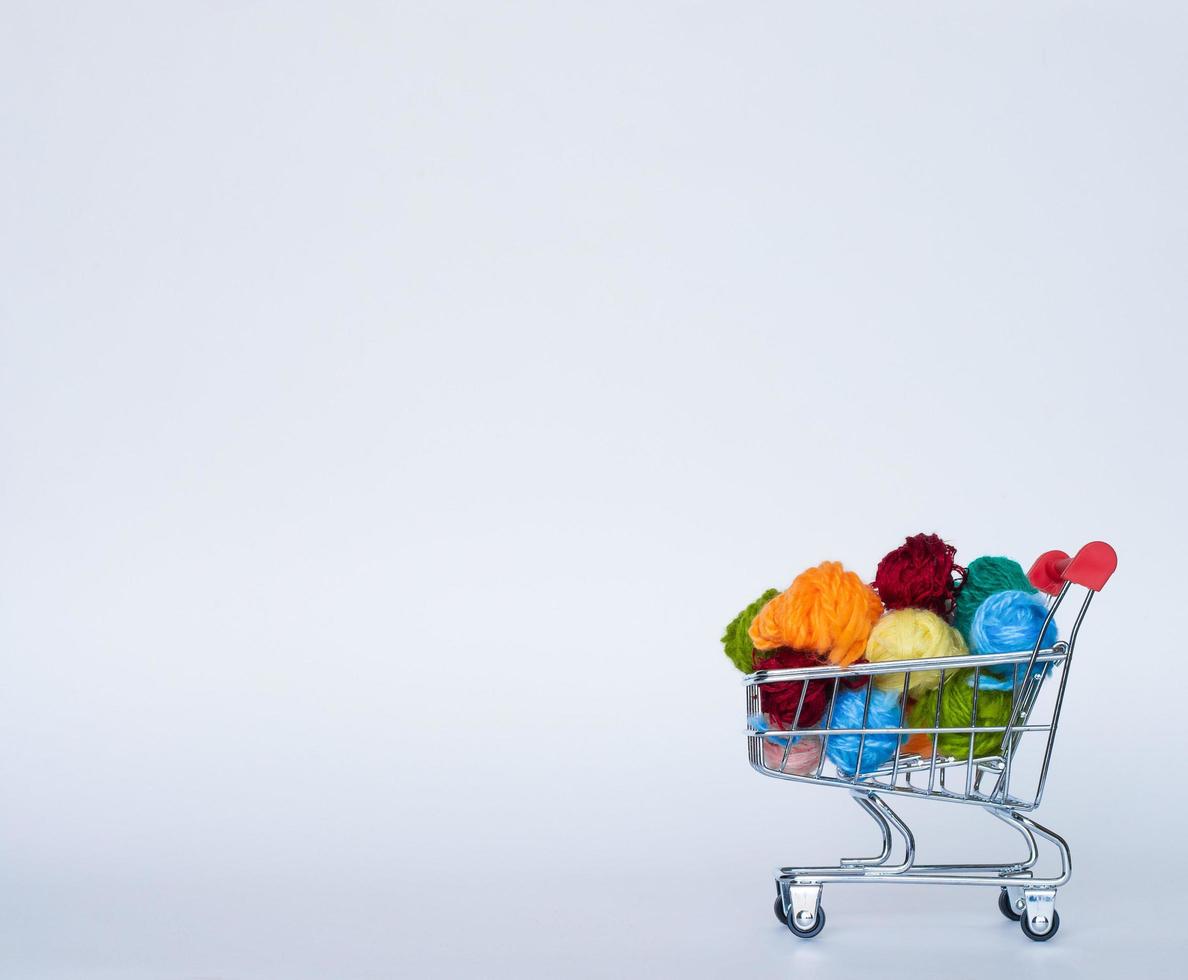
[902,732,933,757]
[748,561,884,666]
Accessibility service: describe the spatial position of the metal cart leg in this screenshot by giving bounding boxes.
[860,795,917,874]
[778,792,916,881]
[840,792,894,867]
[1011,814,1069,941]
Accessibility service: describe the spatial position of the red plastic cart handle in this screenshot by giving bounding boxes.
[1028,541,1117,595]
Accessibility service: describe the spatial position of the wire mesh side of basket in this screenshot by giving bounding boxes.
[745,645,1069,810]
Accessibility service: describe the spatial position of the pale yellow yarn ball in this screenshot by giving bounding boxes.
[866,609,968,695]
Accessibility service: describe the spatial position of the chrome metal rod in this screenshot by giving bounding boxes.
[746,648,1065,684]
[966,665,981,798]
[840,793,893,867]
[1031,591,1094,808]
[854,680,873,782]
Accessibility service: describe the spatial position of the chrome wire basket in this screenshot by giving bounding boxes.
[748,542,1116,943]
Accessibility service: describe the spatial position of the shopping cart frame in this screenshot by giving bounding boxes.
[744,542,1116,942]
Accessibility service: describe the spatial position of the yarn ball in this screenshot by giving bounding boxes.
[874,533,966,619]
[721,588,780,673]
[910,672,1014,759]
[753,647,831,730]
[952,556,1036,644]
[969,589,1059,690]
[762,735,823,775]
[865,609,969,696]
[902,731,933,757]
[840,666,872,690]
[749,562,883,666]
[901,692,938,756]
[750,714,824,775]
[824,685,906,776]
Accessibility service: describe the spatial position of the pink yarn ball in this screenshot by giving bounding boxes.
[762,735,823,775]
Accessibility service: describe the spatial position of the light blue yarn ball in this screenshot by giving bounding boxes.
[824,686,905,776]
[969,590,1059,690]
[749,712,810,749]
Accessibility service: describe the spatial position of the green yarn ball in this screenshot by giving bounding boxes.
[910,671,1014,759]
[952,556,1036,645]
[721,588,779,673]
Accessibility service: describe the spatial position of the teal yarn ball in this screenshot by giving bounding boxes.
[969,589,1058,690]
[721,588,779,673]
[952,556,1036,645]
[824,686,905,776]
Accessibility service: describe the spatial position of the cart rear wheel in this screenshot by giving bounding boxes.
[785,904,826,939]
[1020,908,1060,942]
[998,889,1022,921]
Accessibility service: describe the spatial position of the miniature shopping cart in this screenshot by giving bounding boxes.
[746,542,1116,943]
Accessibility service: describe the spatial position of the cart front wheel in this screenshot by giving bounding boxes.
[786,905,826,939]
[998,889,1022,921]
[1020,908,1060,942]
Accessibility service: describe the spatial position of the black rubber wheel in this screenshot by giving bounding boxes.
[773,896,786,925]
[785,905,826,939]
[1020,908,1060,942]
[998,889,1022,921]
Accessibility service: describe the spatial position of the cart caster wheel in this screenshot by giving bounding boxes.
[998,889,1022,921]
[786,905,826,939]
[1020,908,1060,942]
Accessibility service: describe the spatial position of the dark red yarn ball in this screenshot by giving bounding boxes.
[754,647,831,730]
[874,533,966,621]
[840,665,871,690]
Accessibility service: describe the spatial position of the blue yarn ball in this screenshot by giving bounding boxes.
[969,590,1059,690]
[749,713,814,749]
[824,686,905,776]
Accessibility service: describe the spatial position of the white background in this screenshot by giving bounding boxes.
[2,2,1186,977]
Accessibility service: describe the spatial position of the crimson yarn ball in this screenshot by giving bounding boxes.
[753,647,831,730]
[840,665,871,691]
[874,533,966,620]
